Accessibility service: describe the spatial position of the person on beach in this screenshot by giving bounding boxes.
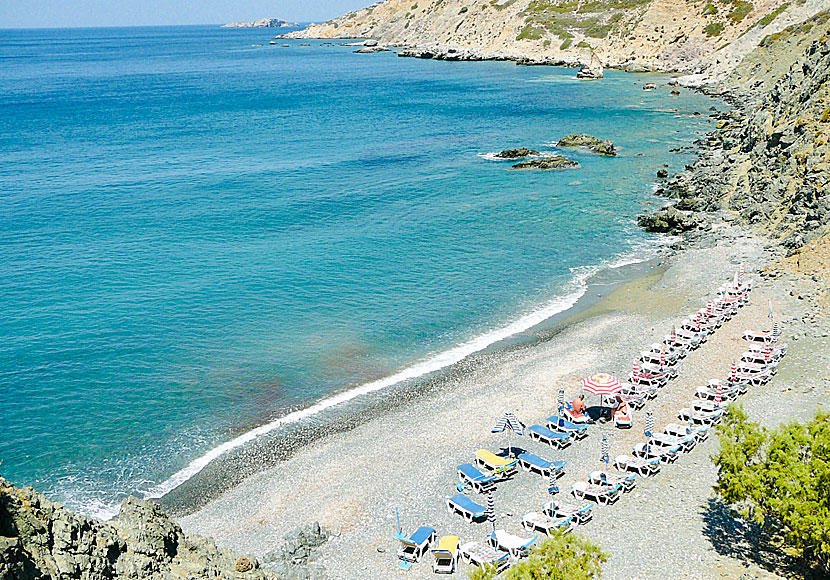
[612,394,628,420]
[572,394,586,414]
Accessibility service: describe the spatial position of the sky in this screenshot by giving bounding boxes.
[0,0,373,29]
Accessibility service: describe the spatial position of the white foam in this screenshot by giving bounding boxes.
[143,278,590,501]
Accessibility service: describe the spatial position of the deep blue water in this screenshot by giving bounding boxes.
[0,25,716,516]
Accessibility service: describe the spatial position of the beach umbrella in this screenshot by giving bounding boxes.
[739,263,744,282]
[706,301,714,318]
[632,360,640,381]
[695,312,702,331]
[768,299,774,320]
[582,373,623,408]
[670,326,677,344]
[558,388,565,415]
[660,346,666,368]
[492,411,525,457]
[601,434,610,465]
[764,342,772,363]
[715,383,723,406]
[548,469,559,496]
[486,491,496,532]
[729,361,738,384]
[644,410,654,438]
[773,322,781,339]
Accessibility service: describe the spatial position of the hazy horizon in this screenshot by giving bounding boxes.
[0,1,370,30]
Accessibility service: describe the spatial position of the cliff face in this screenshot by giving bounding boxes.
[652,14,830,250]
[0,477,273,580]
[289,0,830,74]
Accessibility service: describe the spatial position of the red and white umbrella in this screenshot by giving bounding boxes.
[739,263,744,281]
[632,360,640,380]
[706,302,713,318]
[582,373,623,396]
[715,383,723,405]
[764,342,771,363]
[695,312,702,331]
[660,345,666,367]
[729,361,737,383]
[670,326,677,344]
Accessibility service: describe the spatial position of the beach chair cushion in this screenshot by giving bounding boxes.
[474,449,518,470]
[435,535,459,553]
[447,493,486,517]
[517,451,566,474]
[458,463,497,485]
[529,424,571,442]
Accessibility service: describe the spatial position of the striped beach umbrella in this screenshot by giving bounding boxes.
[695,312,702,331]
[583,373,623,408]
[644,410,654,438]
[601,434,610,465]
[715,383,723,406]
[660,346,666,368]
[773,322,781,339]
[486,491,496,532]
[739,263,744,282]
[707,301,713,318]
[729,361,738,384]
[632,360,640,381]
[670,326,677,344]
[548,469,559,495]
[492,411,525,457]
[558,388,565,414]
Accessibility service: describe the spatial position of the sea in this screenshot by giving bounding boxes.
[0,24,718,518]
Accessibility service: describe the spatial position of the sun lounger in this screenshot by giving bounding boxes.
[695,383,740,402]
[663,333,694,352]
[521,511,575,535]
[665,422,709,442]
[708,378,748,396]
[457,463,498,493]
[639,361,677,381]
[395,526,436,563]
[446,493,486,523]
[459,541,510,572]
[614,406,632,429]
[632,441,679,463]
[547,415,589,439]
[742,330,776,345]
[488,529,537,560]
[588,469,636,492]
[623,382,657,402]
[651,432,695,453]
[517,451,566,479]
[613,454,661,476]
[640,351,679,369]
[431,535,459,574]
[543,498,594,524]
[645,342,683,362]
[740,352,779,371]
[747,341,787,359]
[474,449,519,477]
[571,480,622,505]
[562,404,589,424]
[528,424,572,449]
[679,408,722,426]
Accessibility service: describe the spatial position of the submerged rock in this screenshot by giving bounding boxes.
[557,134,616,156]
[510,155,579,170]
[494,147,540,159]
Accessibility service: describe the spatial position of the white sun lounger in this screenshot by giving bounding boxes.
[446,493,486,523]
[460,541,510,572]
[571,480,622,505]
[633,441,679,463]
[588,469,637,492]
[613,454,661,476]
[517,451,566,478]
[457,463,498,493]
[665,422,709,442]
[431,535,459,574]
[521,511,575,535]
[528,424,573,449]
[488,529,537,560]
[651,432,695,453]
[395,526,436,563]
[542,499,594,524]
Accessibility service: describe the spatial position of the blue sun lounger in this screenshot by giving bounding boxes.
[547,415,589,439]
[446,493,487,523]
[528,424,572,449]
[517,451,566,479]
[395,526,436,563]
[457,463,498,493]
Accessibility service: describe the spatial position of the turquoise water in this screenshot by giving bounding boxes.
[0,25,716,517]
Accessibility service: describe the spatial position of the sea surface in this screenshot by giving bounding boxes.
[0,25,717,517]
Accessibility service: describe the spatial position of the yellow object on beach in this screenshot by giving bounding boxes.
[435,535,459,553]
[475,449,513,469]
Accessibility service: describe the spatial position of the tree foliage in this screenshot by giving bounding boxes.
[466,532,607,580]
[714,406,830,573]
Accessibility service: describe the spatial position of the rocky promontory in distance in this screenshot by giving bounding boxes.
[510,155,579,170]
[556,134,616,156]
[221,18,297,28]
[494,147,540,159]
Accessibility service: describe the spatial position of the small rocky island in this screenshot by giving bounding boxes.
[494,147,540,159]
[221,18,296,28]
[556,134,616,156]
[510,155,579,170]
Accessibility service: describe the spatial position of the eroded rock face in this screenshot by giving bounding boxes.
[0,477,275,580]
[494,147,540,159]
[557,134,616,156]
[510,155,580,170]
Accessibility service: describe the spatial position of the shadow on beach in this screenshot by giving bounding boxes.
[701,497,823,579]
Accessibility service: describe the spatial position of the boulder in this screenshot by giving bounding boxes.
[510,155,579,170]
[494,147,539,159]
[637,206,701,233]
[557,134,616,156]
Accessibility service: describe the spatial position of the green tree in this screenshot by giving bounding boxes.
[467,532,607,579]
[714,406,830,573]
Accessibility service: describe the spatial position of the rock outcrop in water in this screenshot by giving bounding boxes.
[557,134,616,156]
[510,155,579,170]
[0,476,275,580]
[494,147,540,159]
[222,18,295,28]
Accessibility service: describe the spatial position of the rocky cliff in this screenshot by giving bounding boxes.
[0,477,274,580]
[643,12,830,251]
[286,0,830,75]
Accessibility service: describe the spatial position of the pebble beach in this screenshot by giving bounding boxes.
[179,222,829,579]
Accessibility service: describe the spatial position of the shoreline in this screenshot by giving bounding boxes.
[180,220,827,579]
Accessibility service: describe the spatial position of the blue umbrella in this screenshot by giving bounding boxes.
[492,411,525,457]
[486,491,496,532]
[601,434,610,465]
[644,410,654,438]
